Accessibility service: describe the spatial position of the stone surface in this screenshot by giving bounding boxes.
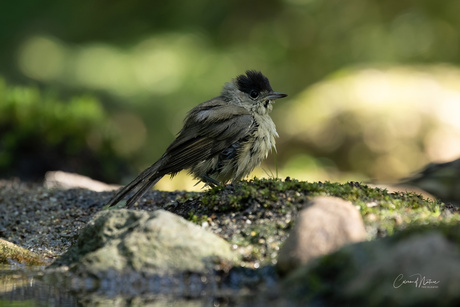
[44,171,119,192]
[0,238,47,265]
[280,226,460,306]
[51,209,237,276]
[277,196,366,275]
[343,232,460,304]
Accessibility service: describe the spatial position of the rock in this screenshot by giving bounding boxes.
[277,196,366,275]
[51,209,237,276]
[0,238,47,265]
[44,171,119,192]
[280,225,460,306]
[397,158,460,205]
[343,232,460,305]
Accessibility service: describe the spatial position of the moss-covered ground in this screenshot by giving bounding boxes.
[162,177,458,266]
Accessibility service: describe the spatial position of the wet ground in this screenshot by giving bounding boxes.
[0,179,287,306]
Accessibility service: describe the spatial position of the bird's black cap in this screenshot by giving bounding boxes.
[236,70,273,95]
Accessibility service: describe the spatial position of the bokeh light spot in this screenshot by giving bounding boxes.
[18,36,67,81]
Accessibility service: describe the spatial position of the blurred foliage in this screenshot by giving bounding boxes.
[276,65,460,182]
[1,0,460,187]
[0,78,129,181]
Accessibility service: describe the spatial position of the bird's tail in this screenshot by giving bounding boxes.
[105,160,165,207]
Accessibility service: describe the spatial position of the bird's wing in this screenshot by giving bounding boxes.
[158,99,255,174]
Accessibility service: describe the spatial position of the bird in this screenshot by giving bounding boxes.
[398,158,460,205]
[106,70,287,207]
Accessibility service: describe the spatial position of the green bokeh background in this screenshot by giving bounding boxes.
[1,0,460,188]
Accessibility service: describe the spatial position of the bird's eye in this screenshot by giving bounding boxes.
[249,90,259,99]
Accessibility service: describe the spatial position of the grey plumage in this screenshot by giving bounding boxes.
[106,70,287,207]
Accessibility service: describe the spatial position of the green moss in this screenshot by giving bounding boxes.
[188,213,208,225]
[0,239,47,266]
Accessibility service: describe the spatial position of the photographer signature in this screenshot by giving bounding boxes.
[393,273,440,289]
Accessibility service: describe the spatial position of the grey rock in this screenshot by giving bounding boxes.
[343,232,460,305]
[51,209,237,276]
[277,196,366,275]
[280,226,460,306]
[44,171,119,192]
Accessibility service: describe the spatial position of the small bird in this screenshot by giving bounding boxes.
[106,70,287,207]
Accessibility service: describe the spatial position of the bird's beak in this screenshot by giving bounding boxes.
[267,92,288,100]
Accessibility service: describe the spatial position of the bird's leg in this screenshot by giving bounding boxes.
[200,175,220,187]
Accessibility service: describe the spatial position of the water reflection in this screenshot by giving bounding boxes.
[0,265,78,306]
[0,265,277,306]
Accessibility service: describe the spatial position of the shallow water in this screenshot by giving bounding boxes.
[0,265,78,306]
[0,265,278,306]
